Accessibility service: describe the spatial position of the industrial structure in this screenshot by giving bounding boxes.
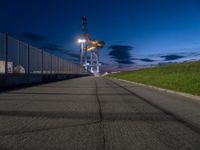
[79,16,105,75]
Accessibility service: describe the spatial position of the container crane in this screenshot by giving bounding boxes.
[79,16,105,75]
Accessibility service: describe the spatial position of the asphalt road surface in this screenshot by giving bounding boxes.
[0,76,200,150]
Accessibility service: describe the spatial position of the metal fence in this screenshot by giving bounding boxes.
[0,32,86,75]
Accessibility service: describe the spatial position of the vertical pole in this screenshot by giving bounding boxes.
[97,48,99,74]
[4,33,8,75]
[90,52,93,73]
[18,40,20,65]
[51,54,52,74]
[90,51,93,65]
[58,57,60,74]
[67,61,69,73]
[27,45,30,74]
[41,49,44,74]
[56,57,57,74]
[84,49,87,70]
[80,43,82,66]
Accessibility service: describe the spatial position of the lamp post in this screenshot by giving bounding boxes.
[78,39,86,66]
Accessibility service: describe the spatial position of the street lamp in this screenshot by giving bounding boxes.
[78,39,86,43]
[78,39,86,66]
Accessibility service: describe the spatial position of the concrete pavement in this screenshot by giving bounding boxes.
[110,77,200,132]
[0,76,200,150]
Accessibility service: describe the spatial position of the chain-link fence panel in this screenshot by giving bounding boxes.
[0,33,5,74]
[19,41,28,73]
[43,51,51,74]
[0,32,87,75]
[29,46,42,74]
[7,36,19,73]
[51,55,57,74]
[0,33,4,61]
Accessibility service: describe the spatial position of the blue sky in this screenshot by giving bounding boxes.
[1,0,200,72]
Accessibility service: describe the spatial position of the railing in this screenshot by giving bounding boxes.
[0,32,85,75]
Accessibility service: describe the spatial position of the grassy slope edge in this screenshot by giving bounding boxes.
[107,61,200,96]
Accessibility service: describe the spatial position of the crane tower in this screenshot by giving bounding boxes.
[79,16,104,75]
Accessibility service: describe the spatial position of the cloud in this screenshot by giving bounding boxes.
[64,51,80,59]
[108,45,134,64]
[161,55,185,61]
[20,32,65,52]
[41,43,63,51]
[139,58,155,62]
[20,32,48,42]
[64,51,100,62]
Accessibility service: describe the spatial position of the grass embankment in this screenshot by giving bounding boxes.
[108,61,200,96]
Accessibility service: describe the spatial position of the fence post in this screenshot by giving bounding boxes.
[18,40,20,65]
[27,45,30,74]
[58,57,60,74]
[41,49,44,74]
[4,33,8,75]
[51,55,52,74]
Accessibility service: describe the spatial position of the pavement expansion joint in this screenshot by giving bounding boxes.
[94,78,106,149]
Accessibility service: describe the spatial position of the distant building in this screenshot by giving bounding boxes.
[14,65,25,73]
[0,61,13,73]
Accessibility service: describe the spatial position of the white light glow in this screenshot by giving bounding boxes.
[78,39,86,43]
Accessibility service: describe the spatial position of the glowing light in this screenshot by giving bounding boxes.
[87,46,96,51]
[78,39,86,43]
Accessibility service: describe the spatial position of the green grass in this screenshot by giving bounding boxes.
[108,61,200,96]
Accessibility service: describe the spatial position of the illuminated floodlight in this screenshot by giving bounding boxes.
[86,46,96,51]
[78,39,86,43]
